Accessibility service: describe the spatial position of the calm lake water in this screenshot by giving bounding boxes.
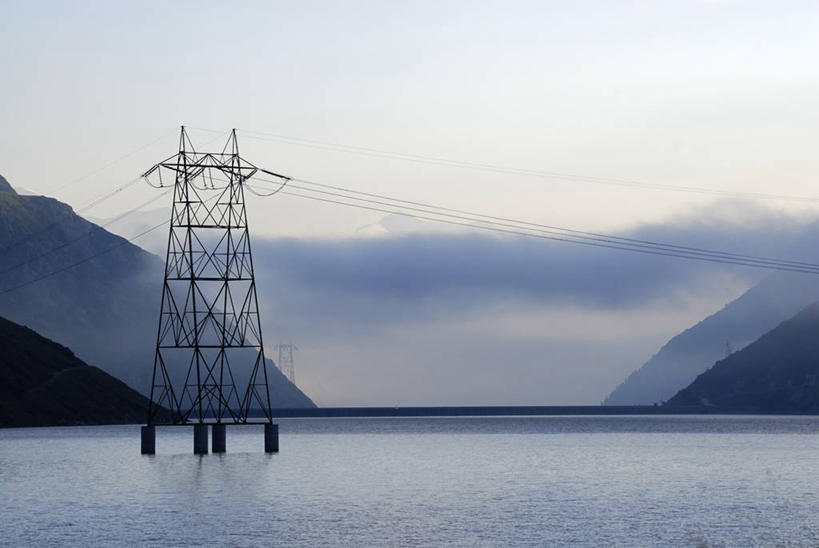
[2,416,819,547]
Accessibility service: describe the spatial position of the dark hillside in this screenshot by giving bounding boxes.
[667,301,819,412]
[0,315,155,427]
[605,272,819,405]
[0,174,315,408]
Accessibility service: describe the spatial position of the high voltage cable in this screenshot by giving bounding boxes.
[273,176,819,269]
[257,186,819,274]
[49,128,178,195]
[6,153,815,298]
[201,170,819,272]
[0,219,169,296]
[1,127,223,254]
[243,179,819,273]
[0,130,231,291]
[236,128,819,204]
[247,174,819,273]
[0,191,219,296]
[0,176,145,255]
[0,189,171,278]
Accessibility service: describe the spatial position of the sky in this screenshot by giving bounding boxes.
[2,1,819,404]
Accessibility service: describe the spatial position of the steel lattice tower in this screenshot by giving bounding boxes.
[275,343,297,385]
[143,127,280,426]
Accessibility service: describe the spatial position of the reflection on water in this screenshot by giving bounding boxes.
[2,416,819,546]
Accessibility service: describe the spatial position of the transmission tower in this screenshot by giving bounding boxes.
[142,127,287,427]
[275,343,298,384]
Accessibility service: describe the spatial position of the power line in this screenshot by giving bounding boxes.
[48,129,178,195]
[0,176,144,255]
[267,187,819,274]
[275,176,819,270]
[244,172,289,197]
[0,128,232,262]
[0,188,171,278]
[6,149,815,300]
[144,165,819,272]
[236,128,819,204]
[0,191,222,296]
[244,175,819,274]
[201,168,819,272]
[0,219,167,296]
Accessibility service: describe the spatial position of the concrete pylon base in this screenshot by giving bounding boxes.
[193,424,209,454]
[264,423,279,453]
[141,425,155,455]
[212,423,226,453]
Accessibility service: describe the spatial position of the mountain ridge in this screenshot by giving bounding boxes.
[667,301,819,411]
[0,174,315,409]
[604,271,819,405]
[0,314,158,427]
[0,174,15,194]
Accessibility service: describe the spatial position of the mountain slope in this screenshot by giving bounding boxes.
[604,271,819,405]
[0,174,315,408]
[0,315,157,426]
[667,301,819,412]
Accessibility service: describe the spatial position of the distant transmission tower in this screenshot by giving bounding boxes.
[725,340,733,358]
[142,127,288,428]
[275,343,297,385]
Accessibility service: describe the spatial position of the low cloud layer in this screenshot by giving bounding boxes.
[253,204,819,329]
[241,204,819,405]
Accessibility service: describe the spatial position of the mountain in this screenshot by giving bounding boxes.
[604,271,819,405]
[667,301,819,412]
[0,315,157,426]
[0,174,315,409]
[87,205,168,256]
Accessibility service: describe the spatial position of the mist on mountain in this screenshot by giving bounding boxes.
[667,301,819,412]
[0,175,315,408]
[604,272,819,405]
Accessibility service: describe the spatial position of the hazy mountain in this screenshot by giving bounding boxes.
[0,174,315,409]
[667,301,819,412]
[604,271,819,405]
[0,315,157,426]
[87,205,168,256]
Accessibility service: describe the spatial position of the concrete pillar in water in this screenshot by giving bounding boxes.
[193,423,209,454]
[264,422,279,453]
[212,423,226,453]
[141,425,155,455]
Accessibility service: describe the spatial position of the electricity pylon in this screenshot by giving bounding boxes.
[142,127,287,425]
[275,343,297,385]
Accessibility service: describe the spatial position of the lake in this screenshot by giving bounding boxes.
[2,415,819,546]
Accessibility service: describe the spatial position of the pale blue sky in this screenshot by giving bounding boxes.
[3,1,819,236]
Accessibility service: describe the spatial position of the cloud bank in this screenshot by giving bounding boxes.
[130,201,819,406]
[253,203,819,329]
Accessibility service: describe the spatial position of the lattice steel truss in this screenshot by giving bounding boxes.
[143,127,287,425]
[275,343,297,385]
